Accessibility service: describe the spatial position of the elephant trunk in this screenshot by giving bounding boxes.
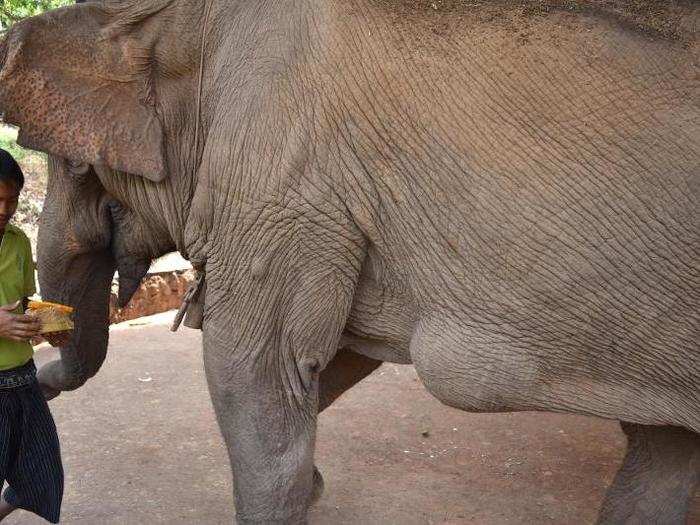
[37,176,116,394]
[36,244,116,394]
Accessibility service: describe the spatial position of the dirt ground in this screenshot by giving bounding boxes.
[6,312,699,524]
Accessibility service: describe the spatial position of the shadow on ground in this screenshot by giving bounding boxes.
[7,312,699,524]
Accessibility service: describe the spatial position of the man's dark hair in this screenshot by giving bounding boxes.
[0,148,24,191]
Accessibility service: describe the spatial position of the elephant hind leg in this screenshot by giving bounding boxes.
[597,422,700,525]
[310,349,382,504]
[319,348,382,413]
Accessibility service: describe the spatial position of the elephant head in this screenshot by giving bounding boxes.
[36,158,175,395]
[0,1,200,393]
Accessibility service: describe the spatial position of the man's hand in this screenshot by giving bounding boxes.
[0,302,41,342]
[44,331,72,348]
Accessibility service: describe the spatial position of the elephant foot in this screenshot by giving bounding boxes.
[236,511,307,525]
[597,422,700,524]
[234,467,322,524]
[310,466,324,505]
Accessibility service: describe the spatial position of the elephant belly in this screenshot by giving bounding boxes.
[407,309,699,433]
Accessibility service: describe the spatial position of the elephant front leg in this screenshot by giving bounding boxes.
[202,224,365,523]
[204,337,320,524]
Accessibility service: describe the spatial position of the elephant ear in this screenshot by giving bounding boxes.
[0,4,166,182]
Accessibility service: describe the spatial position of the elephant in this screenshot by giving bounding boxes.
[0,1,698,523]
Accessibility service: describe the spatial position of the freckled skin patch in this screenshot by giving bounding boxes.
[0,7,166,181]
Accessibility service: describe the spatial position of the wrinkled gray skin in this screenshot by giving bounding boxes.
[0,1,698,523]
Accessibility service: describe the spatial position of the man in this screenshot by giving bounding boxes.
[0,148,65,523]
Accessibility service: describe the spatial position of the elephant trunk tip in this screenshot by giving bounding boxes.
[36,356,94,395]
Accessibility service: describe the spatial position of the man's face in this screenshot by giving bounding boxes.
[0,180,20,232]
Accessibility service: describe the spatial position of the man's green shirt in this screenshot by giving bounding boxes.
[0,224,36,370]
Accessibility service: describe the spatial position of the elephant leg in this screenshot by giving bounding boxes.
[308,349,382,504]
[201,218,364,524]
[597,422,700,525]
[318,349,382,413]
[204,325,327,525]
